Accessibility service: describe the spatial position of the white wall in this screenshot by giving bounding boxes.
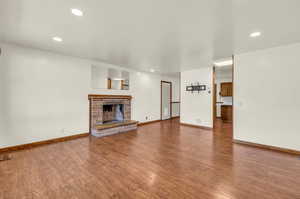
[180,67,213,128]
[0,43,91,149]
[171,103,180,117]
[234,43,300,151]
[91,65,108,89]
[0,43,180,148]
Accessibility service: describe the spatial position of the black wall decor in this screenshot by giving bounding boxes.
[186,86,193,91]
[186,83,207,93]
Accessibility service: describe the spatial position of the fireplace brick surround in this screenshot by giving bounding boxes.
[88,95,138,137]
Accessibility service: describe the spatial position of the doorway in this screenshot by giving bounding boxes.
[161,81,172,120]
[213,58,234,127]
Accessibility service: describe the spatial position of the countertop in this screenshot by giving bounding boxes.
[217,102,233,106]
[221,104,232,107]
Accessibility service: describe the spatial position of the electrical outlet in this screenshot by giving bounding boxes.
[61,128,65,133]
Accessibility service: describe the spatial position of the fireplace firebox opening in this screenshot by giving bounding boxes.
[103,104,124,124]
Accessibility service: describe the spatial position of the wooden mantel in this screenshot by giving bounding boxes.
[88,94,132,100]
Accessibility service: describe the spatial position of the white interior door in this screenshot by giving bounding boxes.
[161,82,171,120]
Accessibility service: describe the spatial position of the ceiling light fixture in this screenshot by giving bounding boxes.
[52,37,63,42]
[214,60,233,67]
[150,69,155,73]
[71,8,83,16]
[250,31,261,38]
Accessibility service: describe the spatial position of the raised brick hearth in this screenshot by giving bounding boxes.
[88,95,138,137]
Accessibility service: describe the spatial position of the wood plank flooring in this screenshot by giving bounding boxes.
[1,118,300,199]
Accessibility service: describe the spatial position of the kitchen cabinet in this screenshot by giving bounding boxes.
[220,82,233,97]
[221,105,232,122]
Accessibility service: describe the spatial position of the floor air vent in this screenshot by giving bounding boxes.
[0,154,11,162]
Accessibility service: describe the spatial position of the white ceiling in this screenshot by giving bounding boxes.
[1,0,300,73]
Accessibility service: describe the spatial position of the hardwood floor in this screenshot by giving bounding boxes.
[1,118,300,199]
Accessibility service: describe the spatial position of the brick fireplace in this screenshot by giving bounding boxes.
[88,95,138,137]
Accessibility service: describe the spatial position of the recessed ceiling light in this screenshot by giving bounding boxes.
[71,8,83,16]
[52,37,63,42]
[214,60,233,67]
[250,31,261,38]
[150,69,155,73]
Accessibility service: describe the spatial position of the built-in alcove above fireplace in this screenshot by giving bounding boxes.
[88,95,138,137]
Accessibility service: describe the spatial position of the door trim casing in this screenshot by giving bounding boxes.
[212,55,234,130]
[161,81,172,120]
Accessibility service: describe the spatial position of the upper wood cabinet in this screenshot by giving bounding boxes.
[220,82,233,97]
